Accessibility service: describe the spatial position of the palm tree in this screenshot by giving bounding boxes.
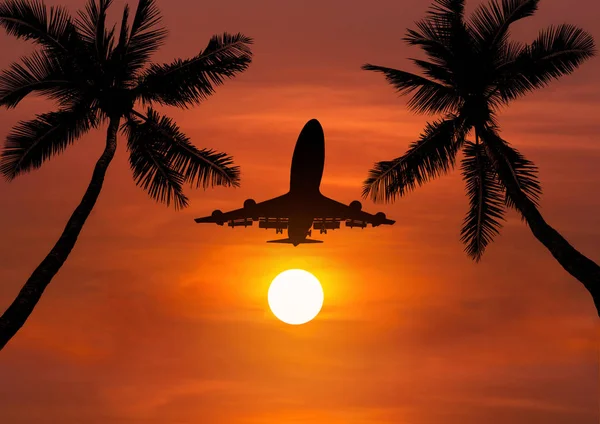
[0,0,253,349]
[361,0,600,316]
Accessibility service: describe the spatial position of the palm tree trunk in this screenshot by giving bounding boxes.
[484,133,600,317]
[507,187,599,317]
[0,118,120,350]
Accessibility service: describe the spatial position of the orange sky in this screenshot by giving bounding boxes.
[0,0,599,423]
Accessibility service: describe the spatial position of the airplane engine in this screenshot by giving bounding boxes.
[228,218,253,228]
[374,212,386,226]
[349,200,362,212]
[244,198,258,219]
[212,209,224,225]
[259,218,288,232]
[346,219,367,229]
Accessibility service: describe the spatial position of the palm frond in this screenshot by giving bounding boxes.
[480,126,542,211]
[125,0,166,74]
[404,0,474,88]
[423,0,466,32]
[137,32,253,108]
[410,58,454,86]
[421,0,467,44]
[0,50,80,108]
[404,16,454,68]
[75,0,114,61]
[428,0,466,20]
[112,0,166,83]
[361,64,460,114]
[460,141,506,261]
[124,113,188,209]
[127,108,239,203]
[111,4,130,65]
[526,24,595,82]
[470,0,539,50]
[116,3,129,50]
[0,0,73,53]
[480,40,525,107]
[0,102,98,180]
[129,0,162,38]
[363,114,468,203]
[492,24,595,103]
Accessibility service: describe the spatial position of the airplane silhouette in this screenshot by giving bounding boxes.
[194,119,395,246]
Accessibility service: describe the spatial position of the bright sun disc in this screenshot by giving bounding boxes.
[268,269,324,325]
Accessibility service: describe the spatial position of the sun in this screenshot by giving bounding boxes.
[268,269,324,325]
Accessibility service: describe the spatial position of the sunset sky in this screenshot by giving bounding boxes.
[0,0,599,423]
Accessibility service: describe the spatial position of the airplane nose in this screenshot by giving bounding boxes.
[304,118,322,130]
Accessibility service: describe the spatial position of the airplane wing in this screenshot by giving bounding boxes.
[313,195,395,227]
[194,194,292,227]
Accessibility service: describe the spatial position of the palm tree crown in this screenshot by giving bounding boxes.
[362,0,595,259]
[0,0,253,350]
[0,0,253,208]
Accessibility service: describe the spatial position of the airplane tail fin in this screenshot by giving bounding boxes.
[267,238,323,244]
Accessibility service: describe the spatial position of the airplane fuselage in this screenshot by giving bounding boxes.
[286,119,327,245]
[290,119,325,194]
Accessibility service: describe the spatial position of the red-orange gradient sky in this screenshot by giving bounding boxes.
[0,0,599,423]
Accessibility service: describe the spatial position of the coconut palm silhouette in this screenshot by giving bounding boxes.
[361,0,599,315]
[0,0,253,349]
